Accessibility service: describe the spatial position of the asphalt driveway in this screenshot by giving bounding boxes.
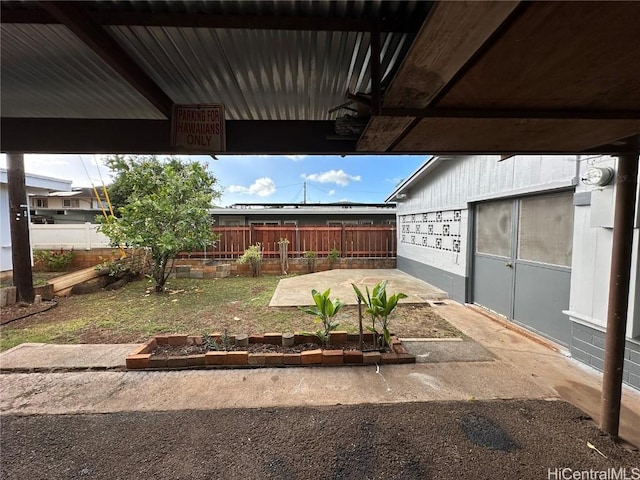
[2,400,638,480]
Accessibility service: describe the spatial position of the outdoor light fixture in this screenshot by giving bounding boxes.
[395,193,408,201]
[581,166,614,187]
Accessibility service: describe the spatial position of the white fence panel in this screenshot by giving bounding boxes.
[31,223,110,250]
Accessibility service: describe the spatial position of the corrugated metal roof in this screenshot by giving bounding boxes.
[0,1,426,120]
[0,24,164,118]
[107,26,407,120]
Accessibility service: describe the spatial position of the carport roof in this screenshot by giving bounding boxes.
[1,1,639,155]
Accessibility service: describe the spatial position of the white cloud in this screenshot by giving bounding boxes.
[303,169,361,186]
[227,177,276,197]
[328,190,336,196]
[285,155,307,161]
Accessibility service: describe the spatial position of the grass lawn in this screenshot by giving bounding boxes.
[0,275,461,351]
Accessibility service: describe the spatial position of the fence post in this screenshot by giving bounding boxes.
[83,222,90,250]
[341,224,346,257]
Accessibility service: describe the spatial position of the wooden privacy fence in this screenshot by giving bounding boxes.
[182,225,396,259]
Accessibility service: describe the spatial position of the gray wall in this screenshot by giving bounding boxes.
[571,321,640,390]
[397,256,466,303]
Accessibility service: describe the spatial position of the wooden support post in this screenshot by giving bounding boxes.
[7,153,35,303]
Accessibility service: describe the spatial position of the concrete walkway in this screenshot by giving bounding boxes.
[270,268,447,306]
[1,300,639,447]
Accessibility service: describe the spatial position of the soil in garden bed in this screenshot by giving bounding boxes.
[151,341,387,358]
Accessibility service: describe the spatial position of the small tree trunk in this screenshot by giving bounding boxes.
[357,298,363,351]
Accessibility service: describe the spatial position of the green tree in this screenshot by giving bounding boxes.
[98,156,221,292]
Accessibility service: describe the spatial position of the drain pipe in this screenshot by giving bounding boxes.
[600,152,639,438]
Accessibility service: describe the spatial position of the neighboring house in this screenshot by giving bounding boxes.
[29,187,109,224]
[386,154,640,390]
[0,168,72,273]
[210,202,396,226]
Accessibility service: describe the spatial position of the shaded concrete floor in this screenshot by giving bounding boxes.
[269,269,447,307]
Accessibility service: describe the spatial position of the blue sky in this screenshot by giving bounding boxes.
[0,153,426,205]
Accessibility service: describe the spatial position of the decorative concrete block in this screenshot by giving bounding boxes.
[301,349,323,365]
[344,350,363,364]
[283,353,302,365]
[263,333,282,345]
[167,356,188,368]
[168,335,189,346]
[205,352,226,365]
[362,352,381,364]
[322,350,344,365]
[126,354,151,369]
[329,331,348,345]
[264,353,284,365]
[226,351,248,365]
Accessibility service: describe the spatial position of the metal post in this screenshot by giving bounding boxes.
[7,153,35,303]
[600,152,639,438]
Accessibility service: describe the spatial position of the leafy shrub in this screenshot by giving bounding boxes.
[299,288,344,348]
[328,248,340,268]
[304,250,317,272]
[238,243,262,277]
[34,248,74,272]
[352,280,407,348]
[203,330,233,351]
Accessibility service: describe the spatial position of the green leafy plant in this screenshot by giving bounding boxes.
[304,250,317,273]
[34,248,74,272]
[238,243,262,277]
[96,259,129,277]
[328,248,340,269]
[352,280,407,349]
[299,288,344,348]
[98,155,221,292]
[203,329,233,351]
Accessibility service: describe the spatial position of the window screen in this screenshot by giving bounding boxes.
[517,192,573,267]
[476,200,512,257]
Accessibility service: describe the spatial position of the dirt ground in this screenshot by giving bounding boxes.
[1,293,457,347]
[1,400,638,480]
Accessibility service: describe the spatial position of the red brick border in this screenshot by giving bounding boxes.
[126,330,415,370]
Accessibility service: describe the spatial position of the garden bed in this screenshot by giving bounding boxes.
[126,331,415,369]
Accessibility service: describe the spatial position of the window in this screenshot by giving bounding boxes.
[283,220,298,226]
[359,220,374,225]
[249,221,280,226]
[476,200,512,257]
[31,198,48,208]
[219,216,244,226]
[327,220,357,226]
[63,199,79,208]
[517,192,573,267]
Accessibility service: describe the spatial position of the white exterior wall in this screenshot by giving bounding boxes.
[30,223,110,250]
[0,169,71,272]
[0,183,12,272]
[396,154,579,280]
[567,156,640,339]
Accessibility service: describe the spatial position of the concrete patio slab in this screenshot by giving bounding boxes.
[0,343,138,371]
[269,268,447,307]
